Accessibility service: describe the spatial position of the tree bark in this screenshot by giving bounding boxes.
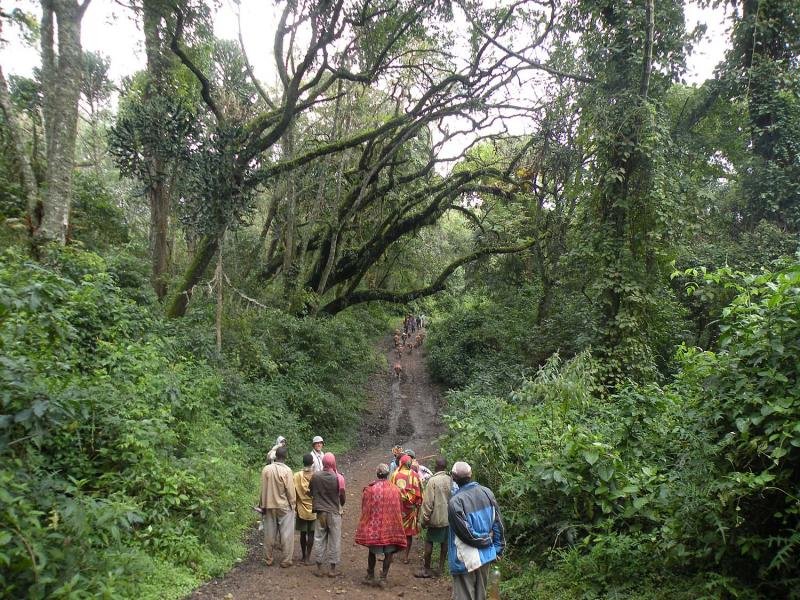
[143,0,174,300]
[166,235,219,318]
[38,0,87,244]
[149,181,171,299]
[639,0,655,100]
[0,66,42,229]
[242,192,280,279]
[215,234,224,354]
[280,128,297,306]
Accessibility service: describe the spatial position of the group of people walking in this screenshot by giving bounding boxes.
[259,435,343,575]
[258,437,505,599]
[404,313,425,335]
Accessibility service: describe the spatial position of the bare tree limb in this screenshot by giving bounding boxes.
[236,3,275,109]
[170,8,222,122]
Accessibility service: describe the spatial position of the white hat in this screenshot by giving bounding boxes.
[312,435,324,444]
[451,461,472,477]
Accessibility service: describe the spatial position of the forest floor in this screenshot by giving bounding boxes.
[187,330,453,600]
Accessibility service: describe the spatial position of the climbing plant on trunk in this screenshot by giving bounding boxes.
[574,0,688,387]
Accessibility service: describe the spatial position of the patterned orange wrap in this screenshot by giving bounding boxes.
[355,479,408,548]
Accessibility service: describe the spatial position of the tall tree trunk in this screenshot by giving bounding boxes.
[143,0,173,300]
[38,0,87,244]
[280,128,297,306]
[150,181,170,299]
[313,88,350,305]
[536,275,554,326]
[166,234,219,318]
[585,0,662,387]
[242,192,280,279]
[0,66,42,229]
[215,233,224,354]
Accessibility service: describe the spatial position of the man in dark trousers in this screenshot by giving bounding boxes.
[447,461,505,600]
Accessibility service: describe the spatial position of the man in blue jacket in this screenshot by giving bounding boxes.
[447,461,505,600]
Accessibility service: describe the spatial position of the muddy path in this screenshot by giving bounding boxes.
[188,329,453,600]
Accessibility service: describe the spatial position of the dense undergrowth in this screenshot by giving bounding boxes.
[0,247,384,599]
[430,264,800,599]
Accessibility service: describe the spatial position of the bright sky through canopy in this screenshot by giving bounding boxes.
[3,1,731,84]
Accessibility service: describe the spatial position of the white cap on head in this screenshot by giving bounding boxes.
[451,461,472,478]
[312,435,324,444]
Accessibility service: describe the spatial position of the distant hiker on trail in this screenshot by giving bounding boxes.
[294,453,317,564]
[405,449,431,483]
[355,463,407,589]
[259,446,296,568]
[416,315,421,330]
[415,457,451,578]
[310,452,345,578]
[267,435,287,463]
[310,435,325,472]
[390,454,423,564]
[448,461,505,600]
[414,459,433,483]
[393,361,403,379]
[389,445,404,474]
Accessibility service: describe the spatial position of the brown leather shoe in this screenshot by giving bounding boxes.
[280,560,293,568]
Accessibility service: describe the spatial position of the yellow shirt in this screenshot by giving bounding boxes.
[293,467,316,520]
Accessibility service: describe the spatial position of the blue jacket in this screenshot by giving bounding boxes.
[447,481,505,574]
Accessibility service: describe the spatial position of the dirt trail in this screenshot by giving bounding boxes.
[188,329,453,600]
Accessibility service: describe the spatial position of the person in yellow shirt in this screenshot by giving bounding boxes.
[294,453,317,564]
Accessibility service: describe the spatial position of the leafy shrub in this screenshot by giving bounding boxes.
[69,170,129,249]
[440,263,800,598]
[426,291,537,392]
[0,248,254,599]
[0,247,385,598]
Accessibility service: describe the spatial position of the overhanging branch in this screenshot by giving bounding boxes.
[170,8,221,122]
[319,239,536,314]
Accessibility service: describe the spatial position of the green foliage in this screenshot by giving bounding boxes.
[0,247,382,598]
[725,0,800,230]
[108,94,196,188]
[179,124,259,235]
[425,290,538,392]
[440,263,800,598]
[69,170,129,249]
[80,51,113,108]
[185,303,384,464]
[0,248,251,598]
